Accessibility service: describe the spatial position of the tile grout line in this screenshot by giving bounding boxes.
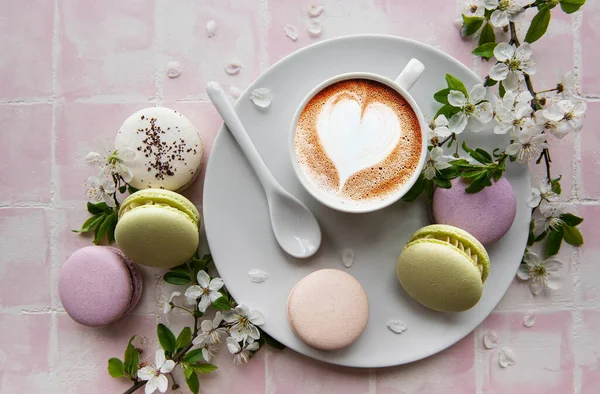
[48,0,61,388]
[368,368,377,394]
[154,0,164,105]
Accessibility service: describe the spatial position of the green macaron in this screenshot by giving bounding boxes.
[115,189,200,268]
[396,224,490,312]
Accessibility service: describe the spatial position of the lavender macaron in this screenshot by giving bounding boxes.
[59,246,143,327]
[432,177,517,245]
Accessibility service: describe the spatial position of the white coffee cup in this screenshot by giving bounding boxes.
[289,58,428,213]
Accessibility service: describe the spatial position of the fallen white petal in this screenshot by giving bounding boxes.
[248,269,268,283]
[341,248,355,268]
[229,86,242,99]
[308,4,324,17]
[225,62,242,75]
[308,23,323,38]
[284,24,299,41]
[387,320,407,334]
[250,88,272,108]
[499,347,516,368]
[483,330,498,349]
[206,20,217,38]
[524,312,536,328]
[166,61,181,78]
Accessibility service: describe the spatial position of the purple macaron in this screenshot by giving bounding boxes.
[432,177,517,245]
[59,246,143,327]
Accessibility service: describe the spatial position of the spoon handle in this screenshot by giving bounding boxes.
[206,81,278,194]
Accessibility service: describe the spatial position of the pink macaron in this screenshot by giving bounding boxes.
[59,246,143,327]
[432,177,517,245]
[287,269,369,351]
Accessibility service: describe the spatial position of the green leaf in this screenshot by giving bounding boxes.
[211,296,231,311]
[499,81,506,98]
[157,323,177,354]
[475,148,493,163]
[434,177,452,189]
[525,6,552,43]
[118,185,127,194]
[462,141,492,164]
[401,174,426,202]
[560,0,585,14]
[479,22,496,46]
[163,271,192,285]
[72,214,103,233]
[259,328,286,350]
[493,168,504,182]
[560,213,583,227]
[127,185,139,194]
[485,77,498,87]
[472,42,498,59]
[435,104,461,119]
[183,349,204,364]
[551,176,562,195]
[123,336,139,380]
[176,327,192,351]
[462,14,484,36]
[87,201,112,215]
[438,166,459,179]
[445,74,469,96]
[563,225,584,245]
[546,227,564,257]
[190,363,218,374]
[186,371,200,394]
[433,88,452,104]
[93,215,109,245]
[105,212,118,244]
[170,265,191,274]
[108,358,125,378]
[183,363,194,379]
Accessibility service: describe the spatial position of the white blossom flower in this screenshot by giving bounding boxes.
[535,109,572,140]
[527,181,559,212]
[493,90,534,135]
[505,121,547,163]
[543,99,586,132]
[423,147,452,180]
[484,0,524,27]
[86,138,135,182]
[533,204,565,236]
[85,175,116,207]
[490,43,536,91]
[464,0,485,17]
[557,70,575,97]
[428,114,466,140]
[226,337,259,365]
[447,84,494,131]
[223,305,265,342]
[162,291,181,315]
[517,252,562,295]
[184,271,225,313]
[193,312,227,346]
[137,349,175,394]
[200,343,220,362]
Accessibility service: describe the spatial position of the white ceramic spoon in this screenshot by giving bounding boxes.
[206,81,321,258]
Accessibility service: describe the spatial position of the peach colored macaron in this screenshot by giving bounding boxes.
[287,269,369,350]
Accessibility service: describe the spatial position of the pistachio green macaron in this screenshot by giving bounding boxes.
[396,224,490,312]
[115,189,200,268]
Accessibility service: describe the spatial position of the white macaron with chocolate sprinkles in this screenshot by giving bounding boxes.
[115,107,204,192]
[287,269,369,351]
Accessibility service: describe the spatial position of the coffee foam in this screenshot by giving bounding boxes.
[294,79,422,204]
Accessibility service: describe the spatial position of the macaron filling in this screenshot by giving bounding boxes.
[409,234,488,282]
[120,200,197,225]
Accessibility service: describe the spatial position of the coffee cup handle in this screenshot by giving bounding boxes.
[395,58,425,92]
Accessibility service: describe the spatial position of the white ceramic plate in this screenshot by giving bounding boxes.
[203,35,530,368]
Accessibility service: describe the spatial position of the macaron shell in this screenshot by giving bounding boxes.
[59,246,136,327]
[287,269,369,351]
[433,177,517,245]
[115,205,199,268]
[397,240,483,312]
[107,247,143,314]
[115,107,204,192]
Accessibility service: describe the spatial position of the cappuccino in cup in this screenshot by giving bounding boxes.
[294,78,423,210]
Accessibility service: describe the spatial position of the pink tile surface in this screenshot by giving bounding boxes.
[0,105,53,205]
[0,2,597,394]
[376,334,475,394]
[479,311,574,394]
[0,209,50,309]
[0,0,54,101]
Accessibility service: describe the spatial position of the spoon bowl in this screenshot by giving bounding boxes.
[206,81,321,258]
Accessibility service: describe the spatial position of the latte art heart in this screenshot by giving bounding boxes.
[294,79,422,206]
[317,92,402,190]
